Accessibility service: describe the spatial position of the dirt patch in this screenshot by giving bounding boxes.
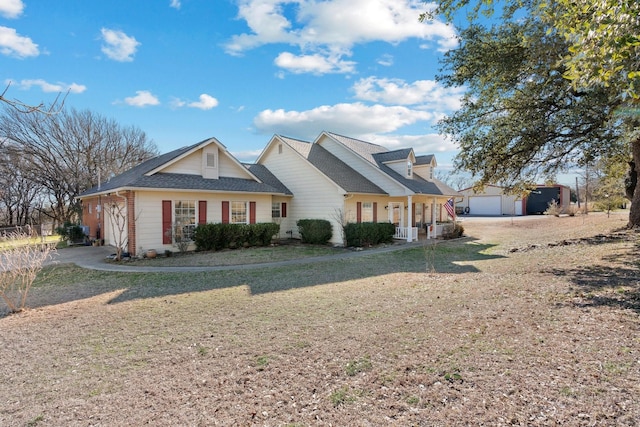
[1,211,639,426]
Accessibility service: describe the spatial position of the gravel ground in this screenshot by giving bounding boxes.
[1,211,638,426]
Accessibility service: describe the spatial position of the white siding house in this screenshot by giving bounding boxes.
[79,137,291,255]
[79,131,462,253]
[257,132,461,245]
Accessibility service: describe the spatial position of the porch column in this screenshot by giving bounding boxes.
[406,195,413,242]
[431,197,437,239]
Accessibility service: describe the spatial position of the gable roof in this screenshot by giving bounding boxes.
[244,164,292,195]
[322,132,388,164]
[373,148,413,163]
[282,135,387,195]
[415,154,435,165]
[321,131,459,197]
[79,138,290,198]
[373,159,459,197]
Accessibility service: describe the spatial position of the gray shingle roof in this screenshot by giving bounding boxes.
[244,164,293,195]
[79,139,290,197]
[279,135,312,157]
[283,136,387,194]
[415,154,435,165]
[375,161,460,196]
[372,148,412,163]
[324,132,458,197]
[324,132,388,164]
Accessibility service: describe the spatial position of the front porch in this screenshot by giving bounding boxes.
[392,222,457,241]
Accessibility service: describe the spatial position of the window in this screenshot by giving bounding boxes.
[272,202,281,218]
[429,167,433,180]
[174,200,196,240]
[231,201,248,224]
[361,202,373,222]
[278,144,283,154]
[407,160,413,177]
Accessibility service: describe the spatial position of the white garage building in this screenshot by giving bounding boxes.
[457,185,525,216]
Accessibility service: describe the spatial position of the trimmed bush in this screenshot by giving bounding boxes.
[56,222,85,242]
[344,222,395,247]
[193,223,280,251]
[297,219,332,245]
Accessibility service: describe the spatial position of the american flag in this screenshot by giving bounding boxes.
[443,198,455,219]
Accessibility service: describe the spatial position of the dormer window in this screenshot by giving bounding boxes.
[407,160,413,178]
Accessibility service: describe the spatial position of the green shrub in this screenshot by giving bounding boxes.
[193,223,279,251]
[297,219,332,244]
[344,222,395,247]
[55,222,85,241]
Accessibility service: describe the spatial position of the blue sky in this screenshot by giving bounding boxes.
[1,0,468,171]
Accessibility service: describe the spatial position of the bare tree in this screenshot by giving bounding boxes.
[330,207,350,246]
[0,83,66,115]
[434,170,472,191]
[0,230,55,313]
[0,150,43,226]
[0,106,158,228]
[104,200,128,261]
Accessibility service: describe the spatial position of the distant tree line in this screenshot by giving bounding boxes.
[0,106,158,229]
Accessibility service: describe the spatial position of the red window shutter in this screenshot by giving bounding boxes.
[281,202,287,218]
[222,201,229,224]
[249,202,256,224]
[162,200,172,244]
[198,200,207,225]
[373,202,377,222]
[356,202,362,223]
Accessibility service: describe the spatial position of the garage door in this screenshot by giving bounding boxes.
[469,196,501,216]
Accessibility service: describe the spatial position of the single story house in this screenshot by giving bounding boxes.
[78,132,461,254]
[78,137,292,256]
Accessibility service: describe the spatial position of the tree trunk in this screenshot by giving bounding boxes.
[629,137,640,227]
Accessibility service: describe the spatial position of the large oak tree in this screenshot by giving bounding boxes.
[426,0,640,225]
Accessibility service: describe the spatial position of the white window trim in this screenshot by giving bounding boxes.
[231,201,249,224]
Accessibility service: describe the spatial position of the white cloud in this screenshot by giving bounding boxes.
[224,0,457,73]
[376,54,393,67]
[123,90,160,107]
[8,78,86,93]
[169,0,181,9]
[352,76,464,110]
[253,102,457,154]
[0,26,38,58]
[0,0,24,18]
[274,51,356,74]
[100,28,140,62]
[188,94,219,110]
[253,102,433,140]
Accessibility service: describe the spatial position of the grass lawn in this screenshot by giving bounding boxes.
[1,212,639,425]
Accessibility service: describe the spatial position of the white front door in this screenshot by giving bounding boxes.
[388,202,403,227]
